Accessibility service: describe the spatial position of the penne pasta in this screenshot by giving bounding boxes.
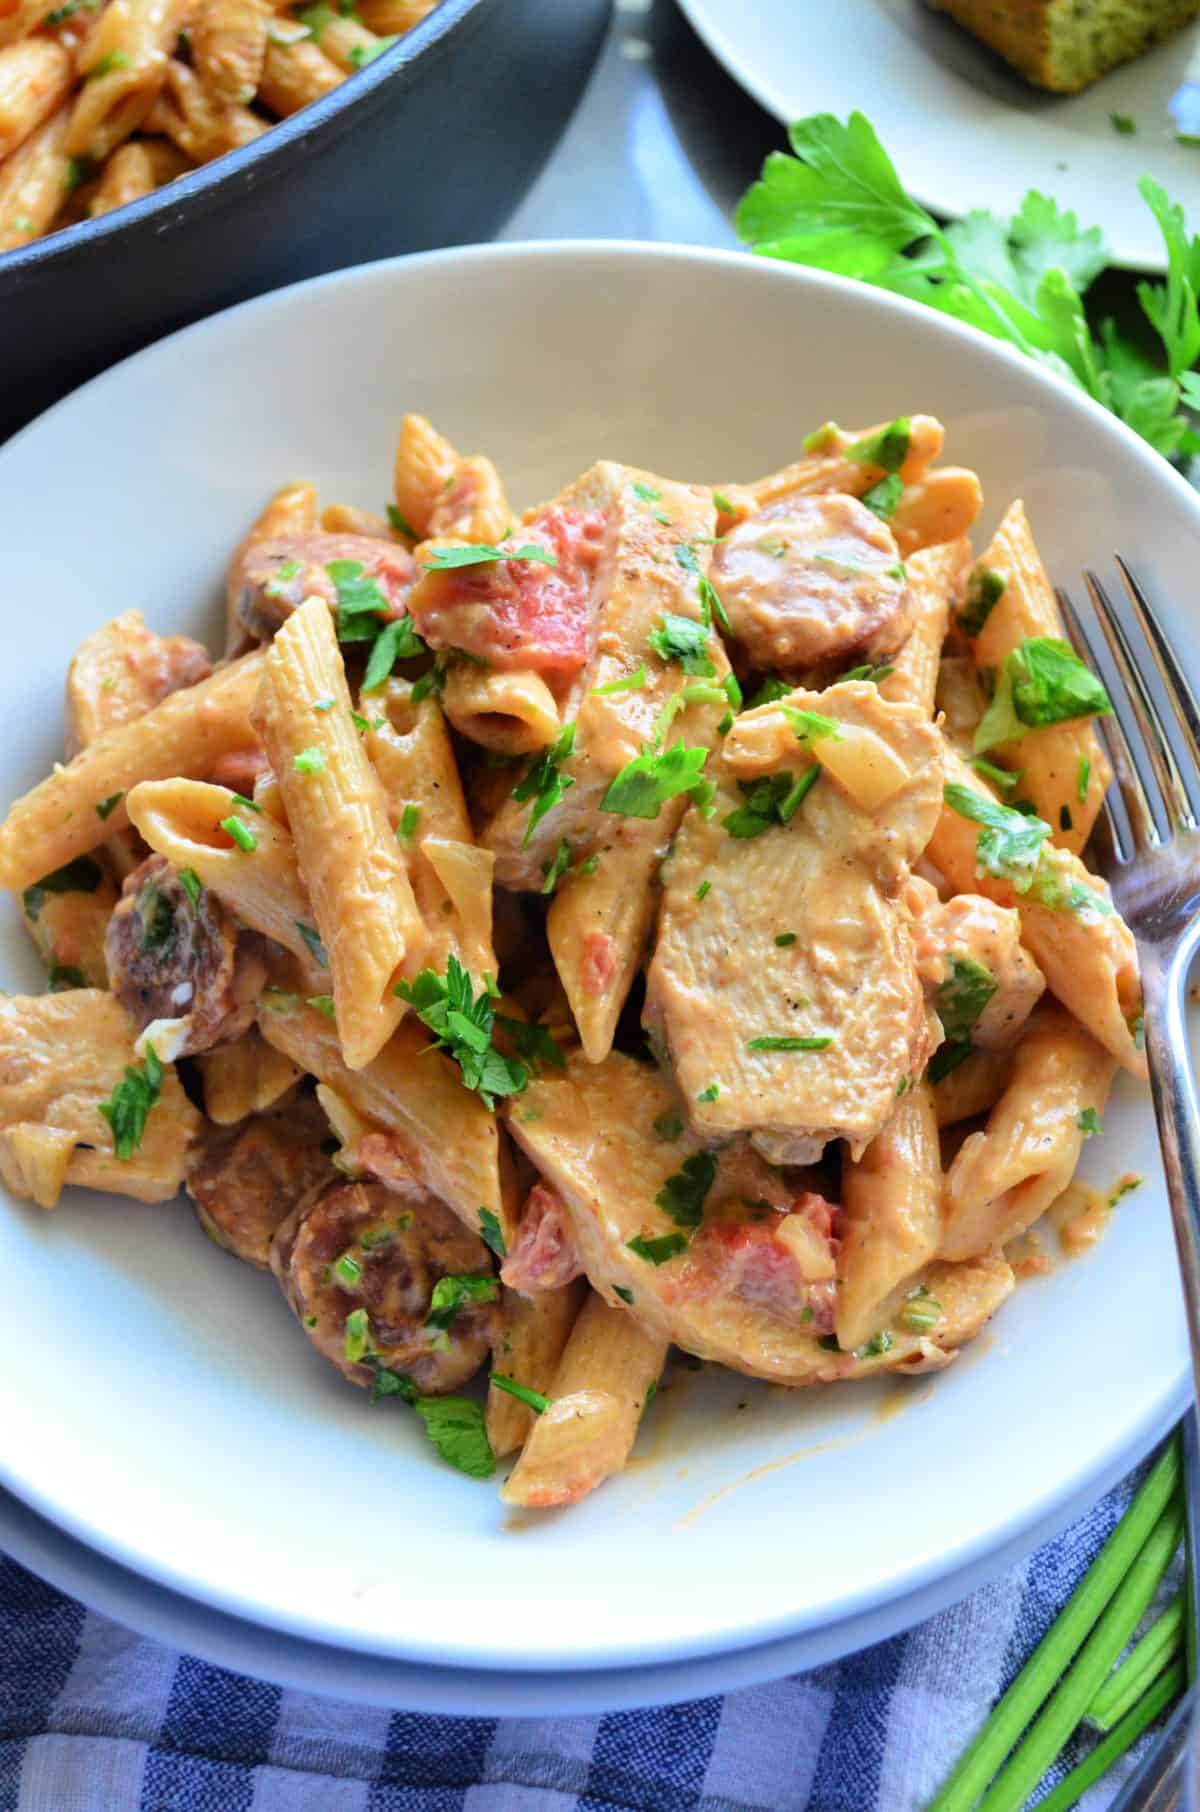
[546,817,664,1065]
[941,1005,1116,1260]
[256,598,426,1068]
[0,37,71,160]
[932,1045,1013,1127]
[963,500,1111,855]
[441,660,561,755]
[196,1024,302,1123]
[87,134,190,215]
[0,101,69,252]
[837,1081,942,1352]
[257,34,341,114]
[190,0,268,106]
[500,1291,666,1508]
[66,0,190,162]
[256,997,511,1251]
[144,56,266,162]
[878,537,970,717]
[486,1279,586,1457]
[0,652,264,890]
[889,467,983,557]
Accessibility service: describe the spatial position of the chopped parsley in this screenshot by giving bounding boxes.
[927,1041,973,1083]
[601,740,713,820]
[1077,1107,1104,1137]
[396,956,528,1109]
[632,480,662,502]
[861,472,903,520]
[295,920,328,967]
[781,704,841,745]
[1059,804,1073,832]
[746,674,792,709]
[22,855,104,921]
[327,558,390,641]
[652,1111,684,1141]
[478,1206,507,1259]
[936,953,997,1045]
[410,657,446,703]
[841,662,895,685]
[1109,1174,1143,1206]
[421,542,557,569]
[695,879,712,901]
[293,746,326,775]
[1110,112,1137,135]
[306,994,336,1018]
[943,784,1051,891]
[578,854,599,876]
[971,756,1021,792]
[591,664,648,695]
[512,724,575,847]
[959,567,1006,637]
[86,49,131,78]
[723,766,819,837]
[220,815,258,852]
[900,1290,942,1334]
[1077,756,1091,802]
[99,1043,163,1160]
[413,1395,495,1477]
[387,503,416,539]
[896,1075,911,1095]
[363,616,426,691]
[804,421,840,454]
[47,961,86,991]
[713,490,735,513]
[627,1231,688,1265]
[426,1273,499,1334]
[655,1151,716,1230]
[95,791,123,821]
[135,879,176,952]
[333,1252,362,1287]
[614,1285,634,1305]
[397,802,421,843]
[774,931,797,947]
[697,1082,720,1103]
[974,638,1111,753]
[845,416,910,472]
[540,838,572,894]
[697,573,731,632]
[348,32,397,63]
[649,612,716,677]
[491,1373,550,1414]
[858,1330,894,1357]
[494,1015,566,1073]
[745,1034,832,1052]
[178,868,202,910]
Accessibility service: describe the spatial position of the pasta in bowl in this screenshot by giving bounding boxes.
[0,402,1147,1512]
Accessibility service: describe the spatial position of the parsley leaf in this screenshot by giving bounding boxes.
[95,791,123,821]
[540,839,572,894]
[478,1207,506,1258]
[655,1151,716,1230]
[943,783,1051,890]
[652,1111,684,1141]
[327,559,389,642]
[959,567,1006,637]
[591,664,648,695]
[846,417,911,472]
[649,612,716,676]
[722,767,819,837]
[47,961,87,991]
[178,867,203,910]
[421,542,557,570]
[746,674,792,709]
[99,1043,163,1159]
[491,1373,550,1414]
[781,704,841,744]
[295,920,328,967]
[632,480,662,502]
[494,1014,567,1073]
[1077,1106,1104,1137]
[861,472,903,519]
[601,740,712,820]
[395,955,528,1109]
[627,1231,688,1265]
[426,1273,499,1333]
[413,1396,495,1478]
[387,503,416,539]
[511,724,575,847]
[363,615,426,691]
[936,954,997,1045]
[974,638,1111,753]
[22,855,104,921]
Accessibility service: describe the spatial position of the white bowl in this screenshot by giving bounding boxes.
[0,243,1190,1698]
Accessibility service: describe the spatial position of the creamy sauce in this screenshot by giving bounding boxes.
[1049,1181,1112,1255]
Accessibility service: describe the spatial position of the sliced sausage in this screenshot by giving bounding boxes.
[105,854,266,1054]
[230,532,416,644]
[187,1090,335,1267]
[711,493,911,669]
[271,1178,497,1396]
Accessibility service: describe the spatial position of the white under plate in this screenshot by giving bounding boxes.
[0,241,1191,1681]
[677,0,1200,271]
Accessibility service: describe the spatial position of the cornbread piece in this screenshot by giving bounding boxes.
[926,0,1200,93]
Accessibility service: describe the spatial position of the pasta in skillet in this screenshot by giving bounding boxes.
[0,409,1147,1506]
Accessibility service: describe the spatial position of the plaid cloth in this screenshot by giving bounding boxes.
[0,1456,1175,1812]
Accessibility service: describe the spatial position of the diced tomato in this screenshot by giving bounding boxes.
[580,931,618,997]
[408,505,606,675]
[501,1182,582,1293]
[669,1198,838,1332]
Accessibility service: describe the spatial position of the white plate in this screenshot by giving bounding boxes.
[0,241,1191,1681]
[677,0,1200,272]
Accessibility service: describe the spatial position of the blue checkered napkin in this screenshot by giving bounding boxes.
[0,1461,1170,1812]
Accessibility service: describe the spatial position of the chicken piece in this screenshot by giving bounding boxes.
[888,1251,1015,1374]
[506,1052,972,1384]
[65,609,212,757]
[645,682,943,1163]
[271,1178,498,1395]
[501,1181,584,1293]
[709,493,911,670]
[229,531,416,645]
[913,889,1046,1052]
[105,855,266,1057]
[480,464,725,889]
[187,1089,334,1266]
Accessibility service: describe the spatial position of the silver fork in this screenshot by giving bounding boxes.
[1057,558,1200,1809]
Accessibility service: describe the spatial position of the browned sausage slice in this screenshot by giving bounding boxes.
[231,532,416,644]
[187,1091,335,1268]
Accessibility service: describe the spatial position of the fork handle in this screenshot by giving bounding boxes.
[1143,946,1200,1401]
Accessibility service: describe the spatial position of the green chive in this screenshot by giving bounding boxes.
[220,815,257,852]
[294,746,326,775]
[333,1252,361,1287]
[397,802,421,843]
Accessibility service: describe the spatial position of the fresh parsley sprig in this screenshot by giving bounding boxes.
[99,1043,163,1160]
[736,111,1200,461]
[511,724,575,848]
[395,954,528,1109]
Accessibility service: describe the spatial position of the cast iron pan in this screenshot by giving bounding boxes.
[0,0,610,441]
